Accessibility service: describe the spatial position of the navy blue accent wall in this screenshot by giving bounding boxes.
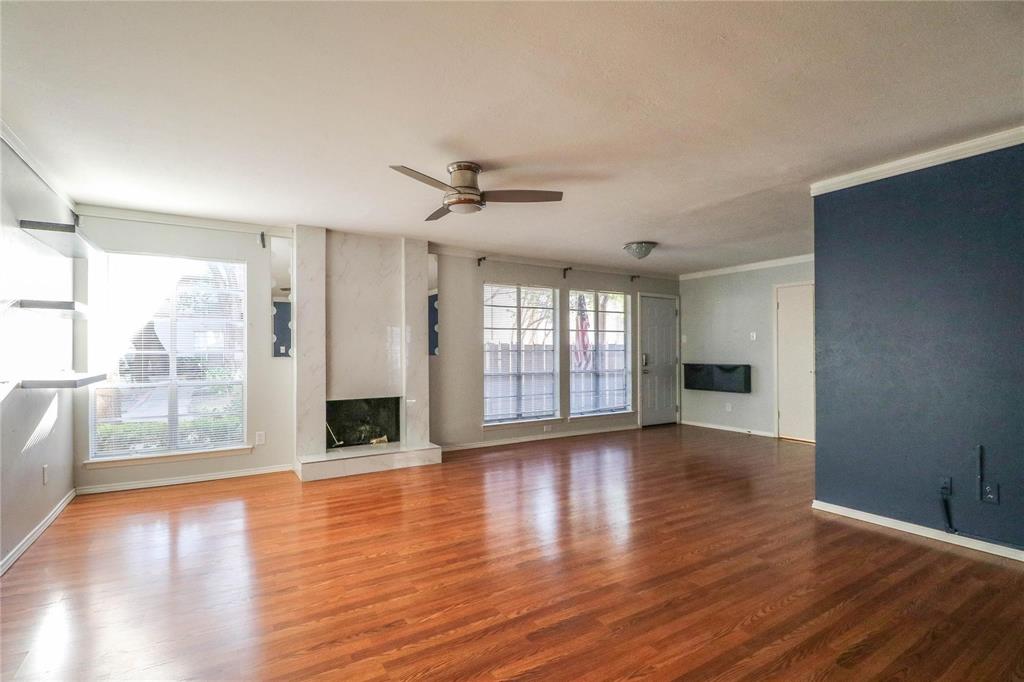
[815,144,1023,549]
[273,302,292,357]
[428,293,439,355]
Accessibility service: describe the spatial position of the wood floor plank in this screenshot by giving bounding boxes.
[2,425,1021,680]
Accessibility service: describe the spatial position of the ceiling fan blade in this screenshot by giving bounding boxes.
[425,206,451,221]
[390,165,456,192]
[481,190,563,203]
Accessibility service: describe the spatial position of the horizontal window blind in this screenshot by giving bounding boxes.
[91,254,246,458]
[483,283,558,423]
[570,290,630,416]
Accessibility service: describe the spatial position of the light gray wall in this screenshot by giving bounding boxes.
[429,253,678,447]
[73,215,294,490]
[678,260,814,436]
[1,140,78,562]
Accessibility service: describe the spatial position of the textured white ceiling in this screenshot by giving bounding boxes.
[3,2,1022,275]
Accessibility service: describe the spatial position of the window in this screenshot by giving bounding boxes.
[90,254,246,459]
[570,290,630,415]
[483,283,557,423]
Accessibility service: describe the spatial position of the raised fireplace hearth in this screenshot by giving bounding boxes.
[325,397,400,449]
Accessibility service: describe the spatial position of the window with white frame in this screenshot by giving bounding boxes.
[483,283,558,423]
[570,290,630,415]
[90,254,246,459]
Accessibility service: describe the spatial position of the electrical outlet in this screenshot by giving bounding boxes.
[750,331,757,341]
[982,482,1000,505]
[681,335,687,344]
[725,402,732,413]
[255,431,266,445]
[940,477,952,497]
[42,464,48,486]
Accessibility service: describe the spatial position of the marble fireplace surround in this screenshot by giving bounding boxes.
[292,227,441,482]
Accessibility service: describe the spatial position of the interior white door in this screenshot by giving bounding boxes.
[640,296,678,426]
[776,283,815,441]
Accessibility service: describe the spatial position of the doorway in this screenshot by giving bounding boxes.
[775,282,815,442]
[639,294,679,426]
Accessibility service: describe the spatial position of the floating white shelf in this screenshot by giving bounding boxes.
[19,219,97,258]
[0,381,16,403]
[18,372,107,389]
[12,299,87,319]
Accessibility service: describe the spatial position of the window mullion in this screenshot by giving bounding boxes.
[516,285,523,419]
[168,293,179,450]
[596,296,603,411]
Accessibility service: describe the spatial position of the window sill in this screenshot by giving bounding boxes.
[568,410,636,422]
[482,416,563,430]
[83,444,254,469]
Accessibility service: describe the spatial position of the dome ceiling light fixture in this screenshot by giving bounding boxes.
[623,241,658,260]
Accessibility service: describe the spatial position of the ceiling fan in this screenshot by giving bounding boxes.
[389,162,563,221]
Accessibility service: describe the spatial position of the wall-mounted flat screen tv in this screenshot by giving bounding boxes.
[683,364,751,393]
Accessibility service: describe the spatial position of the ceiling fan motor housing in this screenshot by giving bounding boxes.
[444,161,483,212]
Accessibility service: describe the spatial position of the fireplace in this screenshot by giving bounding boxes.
[325,397,400,449]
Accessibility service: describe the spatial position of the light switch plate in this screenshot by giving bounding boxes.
[255,431,266,445]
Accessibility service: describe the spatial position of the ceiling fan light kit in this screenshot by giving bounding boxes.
[390,161,563,221]
[624,241,658,259]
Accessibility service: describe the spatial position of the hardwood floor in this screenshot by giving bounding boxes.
[2,425,1022,680]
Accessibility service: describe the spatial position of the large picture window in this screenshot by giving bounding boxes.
[90,254,246,459]
[570,290,630,416]
[483,283,557,423]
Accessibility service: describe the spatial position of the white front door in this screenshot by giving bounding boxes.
[640,295,678,426]
[776,283,815,442]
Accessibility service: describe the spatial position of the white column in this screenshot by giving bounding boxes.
[293,225,327,462]
[401,238,431,447]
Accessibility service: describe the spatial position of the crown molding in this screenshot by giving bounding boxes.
[678,253,814,281]
[1,119,75,210]
[429,243,679,281]
[76,204,293,238]
[810,125,1024,197]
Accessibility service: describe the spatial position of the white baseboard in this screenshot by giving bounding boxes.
[441,424,640,453]
[679,420,776,438]
[75,464,295,495]
[811,500,1024,563]
[1,488,76,576]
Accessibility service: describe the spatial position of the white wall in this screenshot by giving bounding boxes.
[678,259,814,436]
[0,140,78,564]
[72,214,294,491]
[430,253,678,448]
